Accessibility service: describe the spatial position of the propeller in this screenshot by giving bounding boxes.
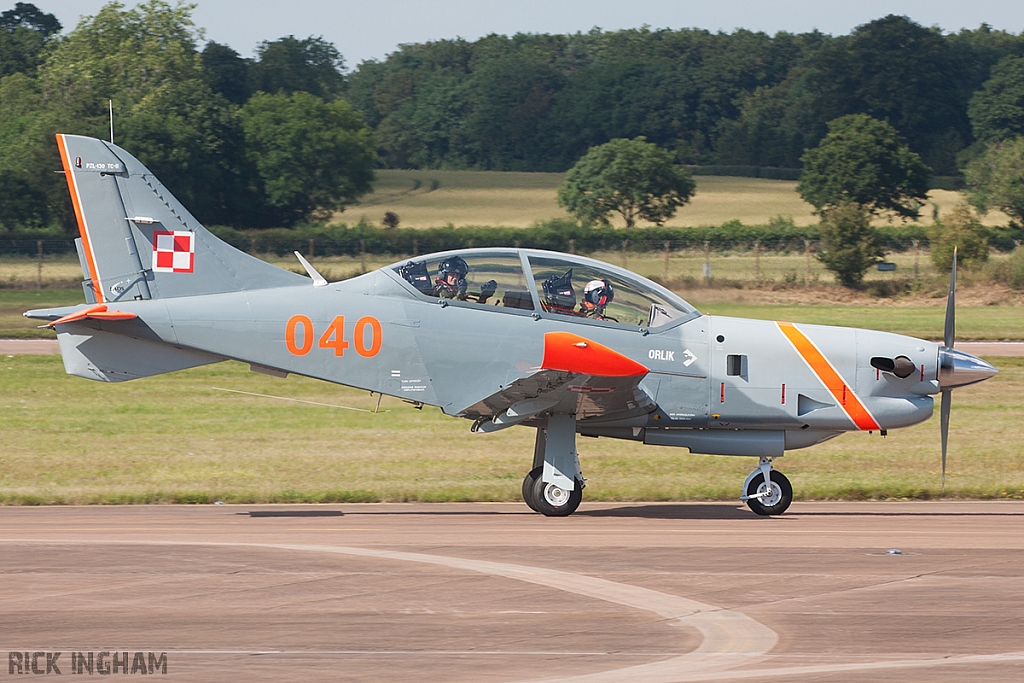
[940,248,956,491]
[870,248,994,492]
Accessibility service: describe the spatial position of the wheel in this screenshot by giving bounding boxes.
[745,470,793,516]
[531,475,583,517]
[522,467,543,512]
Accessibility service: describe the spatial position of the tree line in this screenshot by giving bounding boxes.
[2,2,1024,236]
[0,1,376,233]
[347,16,1024,176]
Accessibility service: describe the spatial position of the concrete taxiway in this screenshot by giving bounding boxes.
[1,502,1023,682]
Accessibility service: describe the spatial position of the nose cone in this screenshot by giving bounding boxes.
[938,347,998,390]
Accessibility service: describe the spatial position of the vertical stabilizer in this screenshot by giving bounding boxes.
[56,134,305,301]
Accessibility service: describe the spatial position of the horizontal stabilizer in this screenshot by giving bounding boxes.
[47,304,137,328]
[56,324,225,382]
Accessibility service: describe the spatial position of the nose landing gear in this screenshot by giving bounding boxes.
[741,457,793,516]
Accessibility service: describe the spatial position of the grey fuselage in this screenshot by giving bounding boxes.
[46,251,941,459]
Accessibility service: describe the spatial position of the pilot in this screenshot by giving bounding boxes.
[580,278,613,318]
[435,256,469,300]
[435,256,499,303]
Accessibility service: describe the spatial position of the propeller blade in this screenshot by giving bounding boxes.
[943,247,957,349]
[940,389,951,492]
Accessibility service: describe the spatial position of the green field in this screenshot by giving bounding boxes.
[349,170,1009,229]
[1,356,1020,505]
[691,303,1024,340]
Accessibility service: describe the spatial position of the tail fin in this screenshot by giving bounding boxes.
[56,134,305,302]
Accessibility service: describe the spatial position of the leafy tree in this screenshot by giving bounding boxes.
[0,71,66,230]
[807,16,971,174]
[928,203,990,271]
[118,80,257,227]
[557,137,695,228]
[0,2,60,77]
[0,167,49,230]
[202,41,251,105]
[240,91,376,226]
[251,35,346,101]
[964,137,1024,228]
[31,1,259,228]
[798,114,930,219]
[716,69,828,168]
[968,56,1024,144]
[545,57,692,169]
[39,0,205,121]
[816,202,884,287]
[463,51,565,170]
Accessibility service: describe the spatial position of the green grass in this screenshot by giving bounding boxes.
[690,303,1024,341]
[0,356,1021,504]
[0,288,84,339]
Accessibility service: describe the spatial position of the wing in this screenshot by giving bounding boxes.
[464,332,654,432]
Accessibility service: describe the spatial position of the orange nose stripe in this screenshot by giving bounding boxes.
[776,321,879,431]
[542,332,649,377]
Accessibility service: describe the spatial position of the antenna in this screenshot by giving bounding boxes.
[109,99,114,144]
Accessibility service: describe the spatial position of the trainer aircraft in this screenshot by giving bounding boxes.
[26,134,997,516]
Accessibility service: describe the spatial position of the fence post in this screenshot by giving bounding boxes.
[249,236,257,255]
[663,240,670,281]
[37,239,43,288]
[413,238,418,257]
[360,239,366,274]
[754,240,761,283]
[308,238,314,259]
[912,239,920,280]
[804,239,811,287]
[569,238,575,255]
[702,240,711,283]
[621,239,629,269]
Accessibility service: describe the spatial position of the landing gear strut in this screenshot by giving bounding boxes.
[741,457,792,516]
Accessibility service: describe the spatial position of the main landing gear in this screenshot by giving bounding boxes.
[522,466,583,517]
[741,457,793,516]
[522,417,584,517]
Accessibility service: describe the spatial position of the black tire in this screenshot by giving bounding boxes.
[522,467,543,512]
[531,475,583,517]
[745,470,793,516]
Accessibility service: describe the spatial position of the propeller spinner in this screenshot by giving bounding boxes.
[936,248,998,490]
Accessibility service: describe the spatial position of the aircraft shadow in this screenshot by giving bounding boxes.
[244,511,345,517]
[578,504,758,520]
[793,510,1024,517]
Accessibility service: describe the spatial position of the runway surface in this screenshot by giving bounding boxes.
[4,339,1023,356]
[1,502,1023,682]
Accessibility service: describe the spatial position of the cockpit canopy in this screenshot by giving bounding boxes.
[390,249,697,330]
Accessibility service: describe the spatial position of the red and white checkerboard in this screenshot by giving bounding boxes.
[152,230,194,273]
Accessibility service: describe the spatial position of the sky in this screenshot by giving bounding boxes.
[36,0,1024,68]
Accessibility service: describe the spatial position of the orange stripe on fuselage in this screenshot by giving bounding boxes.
[56,134,104,303]
[776,321,879,431]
